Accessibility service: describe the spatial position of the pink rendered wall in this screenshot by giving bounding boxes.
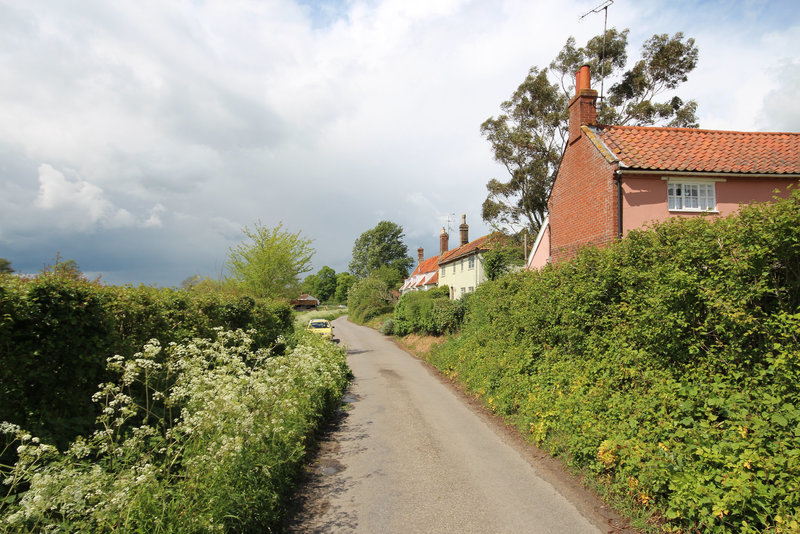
[527,223,550,270]
[621,176,798,235]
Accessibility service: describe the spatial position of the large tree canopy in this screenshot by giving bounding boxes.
[226,221,314,299]
[349,221,413,279]
[482,29,699,235]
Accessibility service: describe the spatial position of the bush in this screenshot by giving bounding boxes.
[0,330,350,532]
[347,277,394,324]
[380,318,395,335]
[428,190,800,533]
[393,286,466,336]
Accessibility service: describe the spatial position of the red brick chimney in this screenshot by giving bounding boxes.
[459,214,469,246]
[568,65,598,144]
[417,247,424,263]
[440,228,449,254]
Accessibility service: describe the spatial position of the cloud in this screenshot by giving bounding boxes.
[34,163,165,232]
[1,0,798,286]
[757,54,800,132]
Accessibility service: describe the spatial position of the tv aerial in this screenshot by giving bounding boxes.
[579,0,614,101]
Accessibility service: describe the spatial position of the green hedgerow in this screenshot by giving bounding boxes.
[428,190,800,533]
[1,329,349,532]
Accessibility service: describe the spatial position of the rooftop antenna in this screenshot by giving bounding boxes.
[579,0,613,103]
[444,213,455,236]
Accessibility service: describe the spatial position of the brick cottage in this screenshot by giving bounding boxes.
[528,65,800,269]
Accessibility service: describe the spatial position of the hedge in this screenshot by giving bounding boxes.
[429,189,800,533]
[0,276,292,450]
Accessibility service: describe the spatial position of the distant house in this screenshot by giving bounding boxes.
[437,215,490,300]
[529,65,800,269]
[400,229,449,295]
[290,293,320,310]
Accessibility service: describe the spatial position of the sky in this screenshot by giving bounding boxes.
[0,0,798,286]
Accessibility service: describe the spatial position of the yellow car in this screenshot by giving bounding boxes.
[306,319,333,340]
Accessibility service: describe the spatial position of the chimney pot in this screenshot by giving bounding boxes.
[440,227,449,254]
[417,247,424,263]
[459,214,469,246]
[575,65,591,95]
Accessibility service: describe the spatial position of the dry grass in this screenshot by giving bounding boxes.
[397,333,446,358]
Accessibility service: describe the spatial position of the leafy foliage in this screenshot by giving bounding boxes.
[301,265,338,303]
[0,273,293,451]
[0,259,12,274]
[349,221,413,279]
[428,190,800,533]
[482,233,526,281]
[346,276,395,324]
[1,330,349,532]
[483,29,699,235]
[393,286,467,337]
[334,272,358,304]
[226,221,314,298]
[481,68,566,234]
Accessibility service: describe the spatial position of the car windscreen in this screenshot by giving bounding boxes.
[309,322,329,328]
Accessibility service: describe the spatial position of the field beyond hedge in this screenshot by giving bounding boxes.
[428,191,800,533]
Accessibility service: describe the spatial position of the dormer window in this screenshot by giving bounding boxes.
[667,181,716,212]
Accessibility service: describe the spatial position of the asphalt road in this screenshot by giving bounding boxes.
[287,317,622,534]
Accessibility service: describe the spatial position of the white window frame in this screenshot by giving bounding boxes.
[664,178,720,212]
[468,256,475,269]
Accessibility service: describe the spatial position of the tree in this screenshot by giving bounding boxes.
[370,265,404,291]
[482,234,525,281]
[334,272,358,303]
[482,29,699,235]
[0,258,12,274]
[349,221,413,279]
[315,266,337,302]
[226,221,314,299]
[481,67,566,234]
[300,266,338,302]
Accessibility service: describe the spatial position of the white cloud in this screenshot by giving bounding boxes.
[1,0,798,285]
[34,163,164,231]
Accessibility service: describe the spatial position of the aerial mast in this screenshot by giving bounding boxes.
[579,0,614,102]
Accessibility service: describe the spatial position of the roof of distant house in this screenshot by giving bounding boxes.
[586,125,800,175]
[410,255,441,277]
[439,234,490,264]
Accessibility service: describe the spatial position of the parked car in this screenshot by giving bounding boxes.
[306,319,333,340]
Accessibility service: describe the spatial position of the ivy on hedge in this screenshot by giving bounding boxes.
[428,189,800,533]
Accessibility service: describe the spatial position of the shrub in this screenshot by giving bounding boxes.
[0,329,349,532]
[428,190,800,533]
[393,286,466,336]
[347,277,394,324]
[380,318,395,335]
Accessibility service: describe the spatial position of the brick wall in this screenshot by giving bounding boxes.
[548,129,619,263]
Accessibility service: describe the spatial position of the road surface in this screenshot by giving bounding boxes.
[287,317,627,533]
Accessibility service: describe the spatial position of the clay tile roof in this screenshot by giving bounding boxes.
[410,255,440,277]
[592,125,800,175]
[427,271,439,285]
[439,234,491,264]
